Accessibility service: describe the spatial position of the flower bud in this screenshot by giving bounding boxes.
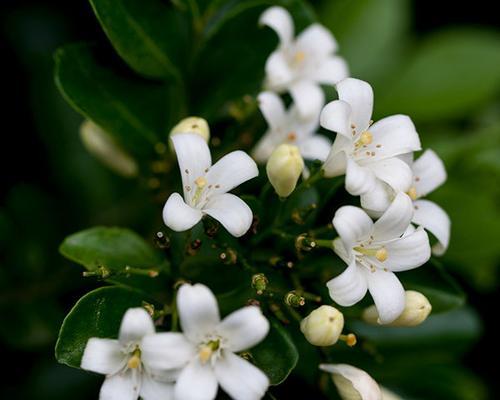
[79,120,138,177]
[266,144,304,197]
[169,117,210,143]
[319,364,382,400]
[362,290,432,327]
[300,305,344,346]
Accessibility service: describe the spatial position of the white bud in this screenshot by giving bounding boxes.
[170,117,210,143]
[320,364,382,400]
[79,120,138,178]
[300,305,344,346]
[266,144,304,197]
[362,290,432,327]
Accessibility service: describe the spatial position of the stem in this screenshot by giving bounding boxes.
[313,239,334,249]
[295,168,324,193]
[171,297,179,332]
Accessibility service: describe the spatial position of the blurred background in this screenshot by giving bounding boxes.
[1,0,499,398]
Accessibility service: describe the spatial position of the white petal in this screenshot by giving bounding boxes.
[264,50,293,90]
[203,194,254,238]
[372,192,413,242]
[333,238,351,264]
[384,227,431,271]
[289,80,325,120]
[147,368,181,383]
[360,180,393,217]
[336,78,373,132]
[313,56,349,85]
[215,351,269,400]
[333,205,373,249]
[366,157,413,193]
[141,333,195,370]
[119,308,155,345]
[368,115,421,160]
[257,91,286,132]
[140,375,174,400]
[319,364,382,400]
[345,158,376,196]
[100,370,140,400]
[412,149,447,198]
[205,151,258,195]
[259,6,294,46]
[320,100,352,137]
[163,193,203,232]
[298,134,332,161]
[252,131,280,163]
[174,359,218,400]
[322,135,351,177]
[412,199,450,256]
[327,261,368,307]
[217,307,269,352]
[81,338,125,375]
[295,24,337,57]
[364,269,405,324]
[172,133,212,199]
[177,283,220,343]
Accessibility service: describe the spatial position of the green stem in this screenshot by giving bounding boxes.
[296,168,324,193]
[314,239,334,249]
[171,297,179,332]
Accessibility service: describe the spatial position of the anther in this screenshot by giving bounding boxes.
[375,247,388,262]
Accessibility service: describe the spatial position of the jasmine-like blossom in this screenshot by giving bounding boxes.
[163,133,258,237]
[327,193,431,324]
[81,308,176,400]
[260,6,348,118]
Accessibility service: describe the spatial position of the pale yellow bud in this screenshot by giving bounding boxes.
[362,290,432,327]
[79,120,138,178]
[300,305,344,346]
[170,117,210,143]
[266,144,304,197]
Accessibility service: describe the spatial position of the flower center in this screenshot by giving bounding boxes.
[199,339,220,364]
[127,348,142,369]
[354,245,388,262]
[355,131,373,147]
[407,186,417,200]
[191,176,208,206]
[293,51,305,64]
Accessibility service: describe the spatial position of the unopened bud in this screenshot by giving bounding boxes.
[362,290,432,327]
[300,305,344,346]
[80,120,138,178]
[170,117,210,144]
[252,273,268,295]
[266,144,304,197]
[319,364,382,400]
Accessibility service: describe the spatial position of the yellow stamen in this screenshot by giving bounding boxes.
[195,176,207,188]
[127,349,141,369]
[339,333,357,347]
[199,346,213,364]
[359,131,373,145]
[294,51,305,63]
[407,186,417,200]
[375,247,388,262]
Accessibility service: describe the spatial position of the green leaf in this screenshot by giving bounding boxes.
[251,318,299,385]
[55,286,150,368]
[89,0,189,80]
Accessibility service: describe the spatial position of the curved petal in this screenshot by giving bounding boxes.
[345,158,376,196]
[174,359,218,400]
[215,351,269,400]
[290,80,325,120]
[360,180,393,217]
[177,283,220,343]
[119,308,155,344]
[203,194,253,238]
[141,333,195,370]
[319,364,382,400]
[327,261,368,307]
[320,100,352,137]
[412,199,450,256]
[323,135,351,177]
[295,24,337,57]
[364,269,405,324]
[412,149,447,197]
[264,50,293,90]
[100,370,139,400]
[336,78,373,133]
[373,192,413,242]
[217,307,269,352]
[163,193,203,232]
[366,157,413,193]
[140,375,174,400]
[333,238,351,264]
[313,56,349,85]
[384,227,431,271]
[205,151,258,195]
[252,131,280,163]
[81,338,125,375]
[259,6,294,46]
[257,91,286,131]
[298,134,332,161]
[333,205,373,249]
[147,368,181,383]
[368,115,421,160]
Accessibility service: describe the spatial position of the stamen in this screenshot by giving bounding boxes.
[354,245,388,262]
[339,333,357,347]
[127,348,141,369]
[359,131,373,145]
[375,248,388,262]
[407,186,417,200]
[195,177,207,188]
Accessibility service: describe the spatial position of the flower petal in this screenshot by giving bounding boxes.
[259,6,294,46]
[100,370,140,400]
[319,364,382,400]
[360,180,393,217]
[412,199,450,256]
[163,193,203,232]
[333,238,351,264]
[367,157,413,193]
[320,100,352,137]
[257,91,286,132]
[412,149,447,198]
[174,359,218,400]
[252,131,280,163]
[217,307,269,352]
[177,283,220,343]
[384,227,431,271]
[295,24,337,57]
[141,333,195,370]
[298,134,332,161]
[205,151,258,195]
[327,261,368,307]
[372,192,413,242]
[336,78,373,132]
[119,308,155,344]
[140,375,174,400]
[203,194,254,238]
[365,268,405,324]
[345,158,376,196]
[81,338,125,375]
[290,80,325,120]
[215,351,269,400]
[323,135,351,177]
[313,56,349,85]
[333,205,373,249]
[264,50,293,90]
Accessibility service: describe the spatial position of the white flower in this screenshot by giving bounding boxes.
[260,6,349,119]
[321,78,421,202]
[253,91,331,163]
[163,133,258,237]
[327,193,431,324]
[319,364,382,400]
[81,308,177,400]
[141,283,270,400]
